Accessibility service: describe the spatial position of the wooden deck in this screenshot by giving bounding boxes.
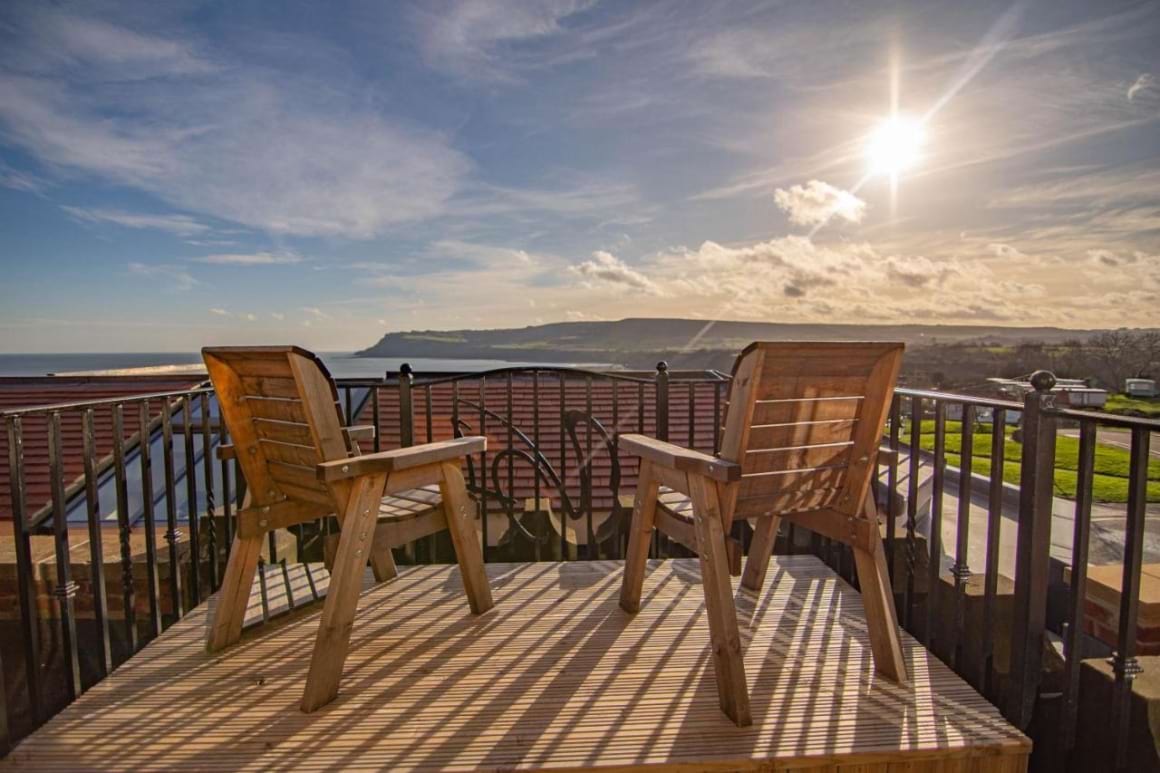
[3,556,1029,772]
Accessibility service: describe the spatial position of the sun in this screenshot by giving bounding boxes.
[865,115,926,176]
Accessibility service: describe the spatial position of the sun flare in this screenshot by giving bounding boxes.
[865,115,926,176]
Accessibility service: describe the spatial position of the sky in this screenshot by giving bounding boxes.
[0,0,1158,353]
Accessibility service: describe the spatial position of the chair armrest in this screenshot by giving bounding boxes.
[619,434,741,482]
[316,436,486,483]
[216,444,236,461]
[877,446,899,464]
[344,425,376,443]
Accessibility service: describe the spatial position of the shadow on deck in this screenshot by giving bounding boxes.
[2,557,1029,772]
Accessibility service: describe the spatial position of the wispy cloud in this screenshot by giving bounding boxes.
[415,0,597,82]
[62,206,209,236]
[194,252,301,266]
[0,13,469,239]
[1127,73,1153,101]
[128,262,198,291]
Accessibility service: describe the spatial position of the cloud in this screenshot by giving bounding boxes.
[128,262,197,291]
[195,252,301,266]
[1127,73,1154,101]
[416,0,596,81]
[302,306,330,320]
[884,256,959,288]
[0,15,469,239]
[0,161,48,194]
[271,312,285,321]
[987,243,1027,259]
[1087,248,1136,267]
[18,11,214,79]
[209,308,230,316]
[773,181,866,227]
[569,250,661,294]
[61,206,209,236]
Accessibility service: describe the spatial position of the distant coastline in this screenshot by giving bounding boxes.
[0,352,607,379]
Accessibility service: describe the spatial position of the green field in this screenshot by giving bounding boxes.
[898,420,1160,504]
[1106,393,1160,418]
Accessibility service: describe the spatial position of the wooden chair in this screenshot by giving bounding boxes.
[619,342,907,726]
[202,346,494,711]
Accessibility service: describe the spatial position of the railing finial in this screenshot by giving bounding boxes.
[1029,370,1056,392]
[400,362,413,377]
[656,361,668,373]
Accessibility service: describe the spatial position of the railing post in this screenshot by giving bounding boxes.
[655,361,669,442]
[398,364,414,448]
[1110,426,1151,770]
[1006,370,1057,728]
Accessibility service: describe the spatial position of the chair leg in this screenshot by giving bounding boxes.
[368,541,398,582]
[619,459,659,614]
[740,516,780,593]
[688,474,752,727]
[302,473,388,712]
[206,533,263,652]
[853,534,907,683]
[438,462,494,615]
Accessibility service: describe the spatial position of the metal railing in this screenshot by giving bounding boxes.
[1,364,1157,770]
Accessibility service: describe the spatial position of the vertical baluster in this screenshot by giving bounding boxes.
[637,382,644,434]
[533,372,542,561]
[371,384,382,453]
[886,395,901,582]
[111,405,137,654]
[424,385,433,443]
[655,362,669,442]
[982,407,1007,696]
[559,373,568,559]
[612,379,621,559]
[1110,426,1150,770]
[218,414,233,561]
[182,398,200,604]
[905,395,922,628]
[687,382,695,449]
[82,409,112,678]
[139,402,161,637]
[507,372,515,556]
[199,394,218,590]
[1061,420,1095,751]
[1006,371,1058,728]
[585,375,594,558]
[925,402,946,648]
[479,377,488,561]
[161,401,183,621]
[399,364,414,448]
[713,381,722,456]
[451,381,460,436]
[7,416,42,722]
[48,412,81,698]
[950,404,974,672]
[343,386,353,427]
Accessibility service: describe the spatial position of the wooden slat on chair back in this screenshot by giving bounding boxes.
[202,346,351,509]
[720,342,903,520]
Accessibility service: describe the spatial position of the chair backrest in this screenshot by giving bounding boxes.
[718,342,903,522]
[202,346,353,510]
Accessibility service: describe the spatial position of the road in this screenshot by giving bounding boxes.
[1059,426,1160,459]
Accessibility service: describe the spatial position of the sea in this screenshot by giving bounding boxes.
[0,352,610,379]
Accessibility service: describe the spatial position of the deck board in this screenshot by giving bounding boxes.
[3,557,1029,772]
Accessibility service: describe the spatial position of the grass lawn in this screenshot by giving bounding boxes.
[1106,393,1160,418]
[898,420,1160,504]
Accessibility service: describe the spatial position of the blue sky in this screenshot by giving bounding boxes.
[0,0,1158,352]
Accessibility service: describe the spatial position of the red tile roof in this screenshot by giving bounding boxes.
[0,378,205,523]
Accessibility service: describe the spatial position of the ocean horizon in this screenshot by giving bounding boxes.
[0,352,613,379]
